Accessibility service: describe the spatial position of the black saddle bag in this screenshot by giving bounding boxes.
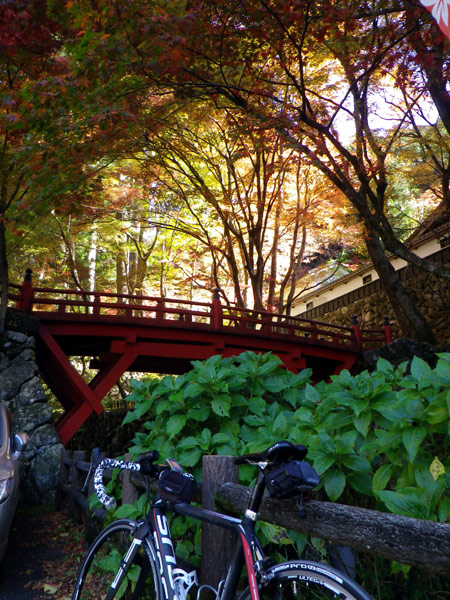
[265,460,320,499]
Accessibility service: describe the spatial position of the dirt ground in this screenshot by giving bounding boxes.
[0,504,86,600]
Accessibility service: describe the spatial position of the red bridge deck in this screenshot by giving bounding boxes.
[8,275,391,445]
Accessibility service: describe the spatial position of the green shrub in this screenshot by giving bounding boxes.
[122,351,450,522]
[116,351,450,596]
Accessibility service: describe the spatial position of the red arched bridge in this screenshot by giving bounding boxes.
[8,271,392,445]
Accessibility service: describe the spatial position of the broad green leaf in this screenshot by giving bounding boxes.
[438,497,450,522]
[410,356,432,380]
[212,397,230,417]
[324,470,346,501]
[248,396,266,414]
[402,426,427,463]
[262,376,286,393]
[184,382,204,398]
[305,383,320,403]
[273,412,288,435]
[377,490,428,519]
[372,463,395,492]
[114,503,140,519]
[178,447,203,467]
[353,411,371,437]
[340,453,371,473]
[294,407,313,424]
[347,471,373,496]
[188,406,211,421]
[282,387,301,407]
[312,453,336,474]
[166,414,187,438]
[212,432,233,445]
[376,357,394,374]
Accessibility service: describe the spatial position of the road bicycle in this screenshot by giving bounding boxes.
[72,440,373,600]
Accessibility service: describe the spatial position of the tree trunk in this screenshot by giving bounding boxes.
[365,232,437,343]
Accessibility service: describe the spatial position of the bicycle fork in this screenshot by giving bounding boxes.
[103,522,149,600]
[151,502,267,600]
[150,506,198,600]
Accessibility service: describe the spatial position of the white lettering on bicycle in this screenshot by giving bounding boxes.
[271,563,343,584]
[155,514,180,600]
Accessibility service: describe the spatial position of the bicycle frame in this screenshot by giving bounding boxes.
[149,500,265,600]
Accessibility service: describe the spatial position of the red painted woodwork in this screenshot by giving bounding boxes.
[8,279,392,445]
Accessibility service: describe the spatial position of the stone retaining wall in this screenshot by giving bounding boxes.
[317,266,450,344]
[0,330,63,505]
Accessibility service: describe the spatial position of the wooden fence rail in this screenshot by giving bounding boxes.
[59,450,450,580]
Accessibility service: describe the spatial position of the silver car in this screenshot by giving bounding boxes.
[0,403,28,561]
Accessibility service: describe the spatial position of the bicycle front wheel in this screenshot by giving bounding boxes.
[238,560,373,600]
[72,519,161,600]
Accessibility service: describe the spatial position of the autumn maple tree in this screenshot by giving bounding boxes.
[62,0,449,342]
[131,106,336,313]
[3,0,450,342]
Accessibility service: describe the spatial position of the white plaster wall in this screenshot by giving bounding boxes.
[291,238,443,316]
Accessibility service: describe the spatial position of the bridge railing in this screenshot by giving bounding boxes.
[7,271,391,350]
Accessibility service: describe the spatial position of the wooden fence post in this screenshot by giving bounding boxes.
[70,450,86,524]
[201,455,238,589]
[122,453,140,506]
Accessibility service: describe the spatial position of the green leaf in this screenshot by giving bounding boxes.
[377,490,428,519]
[352,411,371,437]
[340,453,371,473]
[438,497,450,522]
[262,376,286,393]
[312,453,336,474]
[178,447,203,467]
[402,426,427,463]
[376,357,394,374]
[372,463,395,492]
[166,414,187,439]
[282,388,300,407]
[273,412,288,436]
[248,396,266,414]
[188,406,211,421]
[212,396,230,417]
[347,471,373,496]
[184,382,204,398]
[305,383,320,404]
[410,356,432,380]
[323,470,346,501]
[212,432,233,445]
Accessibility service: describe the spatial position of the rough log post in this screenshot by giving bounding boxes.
[122,453,140,506]
[217,483,450,576]
[70,450,86,524]
[201,456,239,588]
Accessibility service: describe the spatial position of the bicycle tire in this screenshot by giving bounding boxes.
[237,559,373,600]
[72,519,161,600]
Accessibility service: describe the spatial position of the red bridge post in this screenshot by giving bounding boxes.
[383,316,392,345]
[351,315,362,351]
[17,268,34,313]
[212,288,223,329]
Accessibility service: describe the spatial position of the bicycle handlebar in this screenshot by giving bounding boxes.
[94,458,142,510]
